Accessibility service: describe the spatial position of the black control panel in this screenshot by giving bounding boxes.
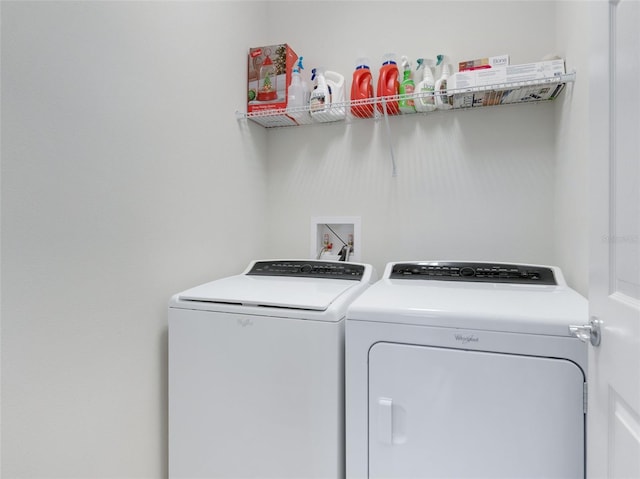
[247,260,365,280]
[390,262,556,285]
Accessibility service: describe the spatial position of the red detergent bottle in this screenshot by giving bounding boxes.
[376,53,400,115]
[350,58,374,118]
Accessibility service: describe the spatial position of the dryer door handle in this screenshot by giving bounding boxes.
[377,397,394,444]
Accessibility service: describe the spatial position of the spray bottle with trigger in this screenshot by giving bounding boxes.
[287,57,303,109]
[435,54,453,110]
[310,67,346,122]
[297,57,311,107]
[310,67,330,117]
[287,56,309,121]
[415,57,437,113]
[398,55,416,114]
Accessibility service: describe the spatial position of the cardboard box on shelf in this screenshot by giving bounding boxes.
[504,59,566,82]
[451,83,567,109]
[458,54,509,72]
[452,59,566,89]
[503,83,566,103]
[452,83,566,109]
[450,59,567,108]
[247,44,299,126]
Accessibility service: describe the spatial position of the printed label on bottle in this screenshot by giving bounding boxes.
[310,94,326,113]
[404,84,415,106]
[437,81,447,103]
[419,85,435,106]
[437,79,453,109]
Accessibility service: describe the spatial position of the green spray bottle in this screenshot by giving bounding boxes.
[398,55,416,114]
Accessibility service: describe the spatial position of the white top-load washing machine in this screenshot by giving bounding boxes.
[345,261,588,479]
[169,259,375,479]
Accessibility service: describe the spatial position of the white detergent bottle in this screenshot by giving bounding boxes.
[415,58,436,113]
[435,55,453,110]
[325,70,346,120]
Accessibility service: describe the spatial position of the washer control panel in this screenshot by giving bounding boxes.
[248,260,365,280]
[390,262,556,285]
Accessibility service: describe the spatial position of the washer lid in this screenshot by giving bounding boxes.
[177,274,362,311]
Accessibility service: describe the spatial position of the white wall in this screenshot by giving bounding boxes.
[1,2,268,477]
[554,2,590,296]
[1,1,592,477]
[265,1,572,279]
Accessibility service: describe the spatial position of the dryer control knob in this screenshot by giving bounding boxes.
[460,267,475,277]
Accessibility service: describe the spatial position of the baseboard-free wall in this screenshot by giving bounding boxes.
[1,2,268,477]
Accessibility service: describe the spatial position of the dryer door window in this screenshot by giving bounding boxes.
[368,342,585,479]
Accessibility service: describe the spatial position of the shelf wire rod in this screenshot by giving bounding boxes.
[380,98,397,177]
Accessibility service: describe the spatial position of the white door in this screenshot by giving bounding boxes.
[588,1,640,478]
[368,342,585,479]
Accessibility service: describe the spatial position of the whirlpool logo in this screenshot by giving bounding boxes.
[454,333,479,344]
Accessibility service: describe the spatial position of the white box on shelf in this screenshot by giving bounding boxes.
[450,59,567,109]
[452,59,566,89]
[504,59,566,82]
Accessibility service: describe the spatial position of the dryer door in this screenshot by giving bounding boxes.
[368,342,585,479]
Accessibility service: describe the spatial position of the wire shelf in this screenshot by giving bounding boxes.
[237,72,576,128]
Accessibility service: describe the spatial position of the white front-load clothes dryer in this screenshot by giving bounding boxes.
[345,261,588,479]
[169,259,375,479]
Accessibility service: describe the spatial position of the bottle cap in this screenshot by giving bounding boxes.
[355,57,370,69]
[382,53,397,66]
